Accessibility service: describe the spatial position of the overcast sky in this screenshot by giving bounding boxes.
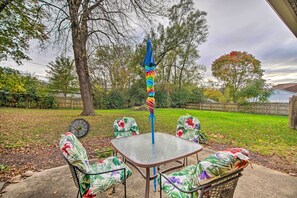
[1,0,297,85]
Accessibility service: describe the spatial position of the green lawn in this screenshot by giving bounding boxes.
[0,108,296,163]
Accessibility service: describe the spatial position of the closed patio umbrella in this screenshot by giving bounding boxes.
[142,38,157,191]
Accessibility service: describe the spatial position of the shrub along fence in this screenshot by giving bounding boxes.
[54,96,289,116]
[185,102,289,115]
[55,97,83,109]
[0,91,57,109]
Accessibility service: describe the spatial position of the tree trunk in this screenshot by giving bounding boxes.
[68,0,95,116]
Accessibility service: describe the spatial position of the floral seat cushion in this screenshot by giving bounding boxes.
[160,148,250,198]
[159,165,198,198]
[85,157,132,195]
[60,132,132,197]
[193,148,250,186]
[176,115,201,143]
[113,117,140,138]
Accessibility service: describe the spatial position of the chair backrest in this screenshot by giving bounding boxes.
[63,155,80,188]
[59,132,90,173]
[113,117,140,138]
[193,148,250,186]
[176,115,200,143]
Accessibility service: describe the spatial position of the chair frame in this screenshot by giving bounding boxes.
[159,168,243,198]
[63,150,127,198]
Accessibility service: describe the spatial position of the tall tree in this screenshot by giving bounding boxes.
[211,51,263,103]
[0,0,47,64]
[167,0,207,88]
[40,0,166,116]
[237,79,272,102]
[133,0,208,90]
[90,45,133,89]
[46,56,78,97]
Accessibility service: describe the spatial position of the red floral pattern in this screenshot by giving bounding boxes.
[186,118,194,128]
[117,120,125,128]
[177,130,183,137]
[61,142,71,155]
[83,189,96,198]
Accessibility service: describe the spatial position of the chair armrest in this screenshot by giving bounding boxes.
[159,172,198,194]
[75,165,126,176]
[159,168,243,194]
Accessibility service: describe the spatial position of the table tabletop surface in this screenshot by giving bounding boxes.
[111,132,203,167]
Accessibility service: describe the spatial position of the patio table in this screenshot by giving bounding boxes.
[111,132,203,198]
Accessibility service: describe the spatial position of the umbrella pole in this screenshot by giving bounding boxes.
[150,113,157,192]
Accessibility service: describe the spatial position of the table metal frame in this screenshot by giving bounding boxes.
[111,132,203,198]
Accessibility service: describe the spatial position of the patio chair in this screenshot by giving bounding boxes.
[113,117,140,138]
[159,148,250,198]
[176,114,207,164]
[60,132,132,198]
[176,114,207,144]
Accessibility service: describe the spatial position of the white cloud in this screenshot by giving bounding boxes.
[1,0,296,85]
[195,0,297,84]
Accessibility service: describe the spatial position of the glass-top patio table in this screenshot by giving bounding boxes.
[111,132,203,198]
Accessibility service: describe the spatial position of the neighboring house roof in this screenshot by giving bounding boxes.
[272,83,297,93]
[266,0,297,38]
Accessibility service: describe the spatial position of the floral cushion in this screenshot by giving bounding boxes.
[60,132,90,172]
[113,117,140,138]
[159,165,198,198]
[84,157,132,196]
[160,148,250,198]
[60,132,132,197]
[176,115,201,143]
[193,148,250,186]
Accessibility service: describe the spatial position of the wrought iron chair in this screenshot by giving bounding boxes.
[113,117,140,138]
[60,132,132,198]
[176,114,207,164]
[159,148,250,198]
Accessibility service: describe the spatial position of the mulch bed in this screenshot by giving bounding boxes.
[1,138,296,182]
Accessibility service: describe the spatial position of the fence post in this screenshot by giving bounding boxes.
[71,98,73,109]
[289,96,297,129]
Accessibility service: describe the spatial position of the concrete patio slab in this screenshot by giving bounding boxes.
[1,148,297,198]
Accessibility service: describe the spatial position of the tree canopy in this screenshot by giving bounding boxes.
[46,56,78,97]
[211,51,263,103]
[0,0,47,64]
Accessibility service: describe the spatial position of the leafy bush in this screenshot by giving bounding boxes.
[188,87,204,103]
[155,90,169,108]
[128,79,146,106]
[106,89,126,109]
[170,88,190,108]
[0,67,57,109]
[40,95,57,109]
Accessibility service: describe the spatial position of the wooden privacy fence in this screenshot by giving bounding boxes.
[55,97,83,109]
[185,102,289,115]
[289,96,297,129]
[54,97,289,116]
